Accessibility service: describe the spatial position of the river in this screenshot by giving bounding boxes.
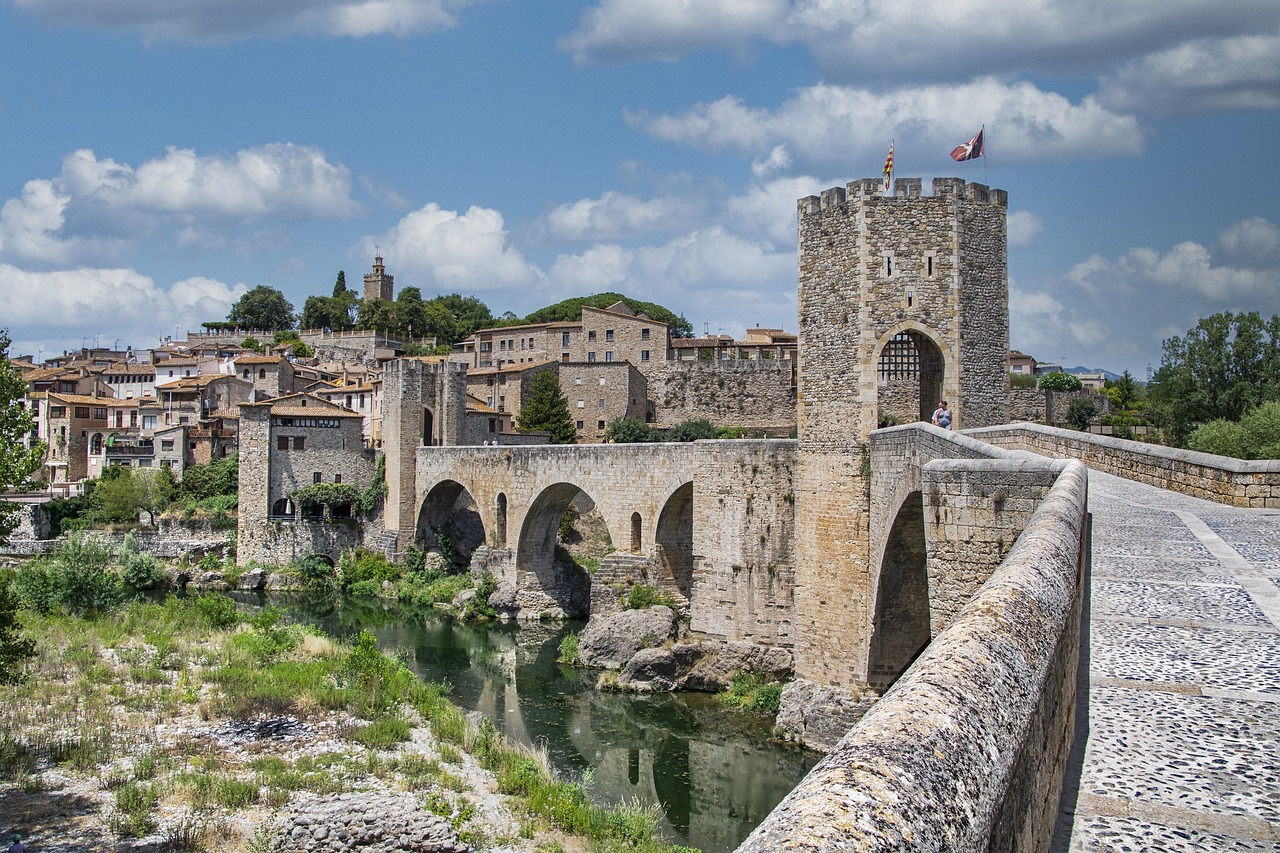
[260,593,819,853]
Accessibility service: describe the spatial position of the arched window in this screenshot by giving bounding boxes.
[258,368,267,379]
[271,498,295,519]
[90,433,104,454]
[631,512,642,552]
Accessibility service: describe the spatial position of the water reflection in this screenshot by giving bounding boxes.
[256,594,818,853]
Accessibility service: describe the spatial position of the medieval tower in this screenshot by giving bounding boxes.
[792,177,1009,688]
[363,254,395,302]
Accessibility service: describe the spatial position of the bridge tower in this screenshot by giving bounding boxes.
[793,177,1008,688]
[381,358,468,555]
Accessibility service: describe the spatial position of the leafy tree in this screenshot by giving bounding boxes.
[179,454,239,502]
[227,285,295,331]
[665,418,717,442]
[517,370,576,444]
[356,298,399,332]
[420,301,459,344]
[301,295,338,331]
[90,467,147,524]
[429,293,493,342]
[1,330,46,544]
[1038,371,1083,392]
[1147,312,1280,446]
[395,287,429,339]
[605,417,654,443]
[333,270,348,297]
[1188,419,1247,458]
[1067,397,1100,431]
[1105,370,1142,411]
[272,330,313,358]
[1189,401,1280,460]
[240,336,265,354]
[1009,373,1037,389]
[522,293,692,338]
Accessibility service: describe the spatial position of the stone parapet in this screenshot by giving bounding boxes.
[740,460,1088,852]
[968,422,1280,507]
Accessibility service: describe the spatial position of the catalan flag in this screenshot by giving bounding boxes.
[882,142,894,191]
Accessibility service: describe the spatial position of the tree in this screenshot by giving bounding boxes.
[90,467,146,524]
[665,419,717,442]
[430,293,493,342]
[605,417,653,443]
[522,293,693,338]
[1067,397,1100,431]
[395,287,429,339]
[1147,312,1280,446]
[1105,370,1141,411]
[240,336,265,354]
[333,270,348,297]
[356,298,399,332]
[516,371,576,444]
[1,330,45,544]
[1038,371,1082,392]
[227,285,295,331]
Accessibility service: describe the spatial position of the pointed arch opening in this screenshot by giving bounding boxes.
[876,330,945,425]
[495,492,508,549]
[655,482,694,599]
[867,490,931,692]
[630,512,642,552]
[418,480,485,571]
[515,483,597,618]
[422,408,435,446]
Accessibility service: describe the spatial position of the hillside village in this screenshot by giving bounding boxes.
[12,254,1104,505]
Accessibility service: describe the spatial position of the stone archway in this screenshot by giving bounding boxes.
[515,483,597,618]
[417,480,486,571]
[867,490,930,692]
[655,482,694,599]
[876,330,945,425]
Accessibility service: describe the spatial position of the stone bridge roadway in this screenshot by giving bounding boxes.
[1052,470,1280,851]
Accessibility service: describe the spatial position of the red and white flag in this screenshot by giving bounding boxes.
[950,127,984,161]
[882,142,894,191]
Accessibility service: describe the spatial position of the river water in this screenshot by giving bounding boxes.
[268,594,819,853]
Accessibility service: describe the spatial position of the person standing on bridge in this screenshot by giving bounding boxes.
[932,401,951,429]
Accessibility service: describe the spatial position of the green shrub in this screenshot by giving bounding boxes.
[1038,371,1082,392]
[194,594,240,630]
[665,418,716,442]
[604,417,653,443]
[1009,372,1038,388]
[720,671,783,715]
[338,548,401,590]
[1240,400,1280,459]
[293,554,335,584]
[1188,418,1246,458]
[621,584,678,611]
[349,716,412,748]
[1067,396,1099,431]
[558,633,580,666]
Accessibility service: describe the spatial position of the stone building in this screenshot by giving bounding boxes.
[792,176,1009,689]
[363,254,394,302]
[233,354,296,401]
[560,361,647,441]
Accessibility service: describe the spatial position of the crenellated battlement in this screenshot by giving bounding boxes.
[799,177,1007,216]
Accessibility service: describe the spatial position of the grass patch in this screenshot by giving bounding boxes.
[720,671,784,715]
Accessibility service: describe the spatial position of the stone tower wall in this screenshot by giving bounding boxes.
[792,176,1008,688]
[381,359,469,553]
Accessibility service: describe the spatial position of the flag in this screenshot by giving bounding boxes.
[882,142,894,191]
[950,127,984,161]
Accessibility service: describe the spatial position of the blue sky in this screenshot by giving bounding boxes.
[1,0,1277,377]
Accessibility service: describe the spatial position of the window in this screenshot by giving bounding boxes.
[598,399,606,409]
[313,472,322,484]
[92,406,106,418]
[277,436,289,451]
[142,415,156,429]
[488,418,497,433]
[345,395,352,408]
[588,331,597,342]
[528,337,534,348]
[885,255,893,277]
[641,328,650,340]
[925,253,936,278]
[577,400,585,409]
[334,473,342,484]
[50,406,66,418]
[604,352,614,362]
[587,352,596,362]
[605,330,614,342]
[576,420,584,429]
[641,350,650,362]
[598,378,606,386]
[162,440,175,451]
[575,377,584,385]
[486,395,494,407]
[562,332,571,347]
[500,340,506,351]
[598,420,606,430]
[293,436,305,450]
[189,442,196,450]
[74,406,90,419]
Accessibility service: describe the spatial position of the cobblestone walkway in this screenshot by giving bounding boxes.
[1053,471,1280,852]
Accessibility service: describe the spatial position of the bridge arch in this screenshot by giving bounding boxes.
[655,481,694,598]
[417,479,486,570]
[516,482,597,617]
[875,324,946,425]
[867,489,930,692]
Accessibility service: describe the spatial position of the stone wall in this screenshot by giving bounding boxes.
[649,360,795,430]
[970,422,1280,507]
[1007,389,1110,427]
[739,460,1088,852]
[236,518,371,566]
[1,521,232,560]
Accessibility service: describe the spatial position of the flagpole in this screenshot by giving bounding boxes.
[983,125,988,184]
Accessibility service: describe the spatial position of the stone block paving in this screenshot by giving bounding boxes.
[1054,471,1280,852]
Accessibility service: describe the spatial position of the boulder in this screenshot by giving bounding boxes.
[620,642,702,692]
[236,568,267,591]
[453,588,477,608]
[683,641,794,690]
[773,679,877,753]
[577,606,678,670]
[487,580,518,614]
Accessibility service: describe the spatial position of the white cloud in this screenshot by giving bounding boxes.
[0,145,359,267]
[12,0,476,42]
[363,203,541,293]
[628,79,1144,171]
[1098,33,1280,117]
[0,265,246,352]
[563,0,1280,86]
[1007,210,1044,249]
[1011,218,1280,373]
[751,145,793,178]
[725,176,816,247]
[560,0,787,64]
[539,191,705,242]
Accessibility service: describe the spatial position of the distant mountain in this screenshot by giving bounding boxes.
[1065,365,1122,382]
